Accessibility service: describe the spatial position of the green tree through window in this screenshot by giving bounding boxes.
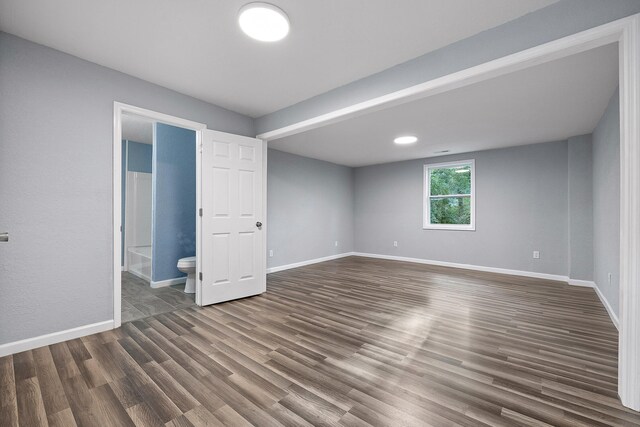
[425,161,474,229]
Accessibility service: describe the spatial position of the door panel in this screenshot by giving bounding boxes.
[238,231,256,280]
[212,168,230,217]
[200,130,264,305]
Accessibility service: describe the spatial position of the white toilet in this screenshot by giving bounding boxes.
[177,256,196,294]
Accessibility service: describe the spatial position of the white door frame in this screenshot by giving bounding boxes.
[113,102,206,328]
[257,14,640,411]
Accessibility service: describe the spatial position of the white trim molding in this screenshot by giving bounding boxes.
[267,252,355,274]
[566,279,595,287]
[593,283,621,330]
[275,253,621,331]
[150,277,187,289]
[618,13,640,411]
[567,280,619,329]
[352,252,569,282]
[0,320,114,358]
[278,253,621,330]
[352,254,622,330]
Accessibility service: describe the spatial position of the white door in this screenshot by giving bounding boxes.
[199,129,265,305]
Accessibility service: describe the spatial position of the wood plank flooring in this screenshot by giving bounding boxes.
[2,256,639,426]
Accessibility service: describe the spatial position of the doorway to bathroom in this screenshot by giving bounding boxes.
[120,112,197,323]
[113,102,267,328]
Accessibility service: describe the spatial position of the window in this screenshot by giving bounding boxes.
[424,160,475,230]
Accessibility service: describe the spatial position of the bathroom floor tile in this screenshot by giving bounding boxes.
[121,307,146,323]
[154,290,194,306]
[132,299,175,316]
[121,272,195,323]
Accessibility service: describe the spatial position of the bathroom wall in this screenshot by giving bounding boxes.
[121,140,153,266]
[152,123,197,284]
[127,141,153,172]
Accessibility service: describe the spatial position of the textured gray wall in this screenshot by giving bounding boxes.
[354,141,570,276]
[593,90,620,316]
[267,149,354,269]
[256,0,640,134]
[568,135,594,281]
[0,32,253,345]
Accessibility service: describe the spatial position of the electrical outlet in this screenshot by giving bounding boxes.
[393,241,398,247]
[334,241,338,247]
[533,251,540,259]
[269,250,273,257]
[608,272,612,284]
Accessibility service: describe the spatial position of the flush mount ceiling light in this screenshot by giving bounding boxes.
[238,2,290,42]
[394,136,418,145]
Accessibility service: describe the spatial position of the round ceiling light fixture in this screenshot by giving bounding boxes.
[238,2,290,42]
[394,135,418,145]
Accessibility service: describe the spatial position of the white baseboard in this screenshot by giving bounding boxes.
[0,256,620,358]
[269,252,619,332]
[351,252,620,330]
[567,279,619,330]
[351,252,569,282]
[567,279,595,287]
[267,252,356,273]
[0,320,114,358]
[592,283,620,330]
[267,252,620,330]
[151,276,187,288]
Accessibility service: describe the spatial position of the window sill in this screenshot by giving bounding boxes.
[423,225,476,231]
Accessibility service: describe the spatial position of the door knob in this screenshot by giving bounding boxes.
[256,222,262,228]
[0,232,8,242]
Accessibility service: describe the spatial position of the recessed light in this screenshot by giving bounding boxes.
[394,136,417,145]
[238,2,290,42]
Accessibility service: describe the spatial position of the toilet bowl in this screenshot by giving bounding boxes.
[177,256,196,294]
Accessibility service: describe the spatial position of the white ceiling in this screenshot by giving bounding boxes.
[122,114,153,145]
[0,0,557,117]
[269,43,619,167]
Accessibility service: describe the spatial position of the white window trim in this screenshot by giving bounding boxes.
[423,159,476,231]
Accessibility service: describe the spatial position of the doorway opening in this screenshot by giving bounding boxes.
[119,113,199,323]
[113,103,207,327]
[113,103,268,328]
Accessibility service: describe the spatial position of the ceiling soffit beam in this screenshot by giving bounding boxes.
[257,15,630,142]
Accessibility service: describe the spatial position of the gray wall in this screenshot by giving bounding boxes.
[0,32,254,345]
[256,0,640,134]
[354,141,571,276]
[593,90,620,316]
[270,132,610,290]
[568,135,594,281]
[267,149,354,269]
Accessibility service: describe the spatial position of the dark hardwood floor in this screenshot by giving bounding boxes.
[1,256,638,426]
